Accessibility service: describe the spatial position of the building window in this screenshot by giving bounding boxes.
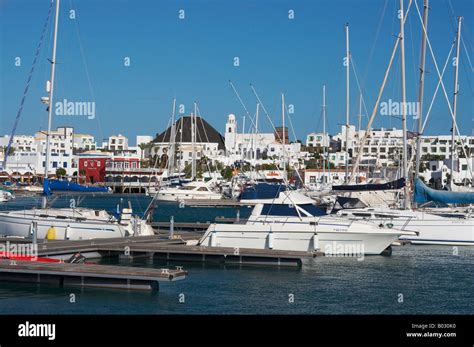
[63,162,67,168]
[53,162,58,168]
[462,164,468,171]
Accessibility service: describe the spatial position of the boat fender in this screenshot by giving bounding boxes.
[267,231,274,249]
[65,225,71,240]
[210,229,217,247]
[46,226,56,240]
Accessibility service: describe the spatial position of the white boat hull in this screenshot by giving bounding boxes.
[338,208,474,246]
[155,191,222,202]
[199,220,406,255]
[0,211,128,240]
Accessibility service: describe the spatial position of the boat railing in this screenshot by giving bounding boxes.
[401,216,414,231]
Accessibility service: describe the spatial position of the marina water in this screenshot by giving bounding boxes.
[0,195,472,315]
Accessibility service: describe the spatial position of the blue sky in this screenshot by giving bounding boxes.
[1,0,473,145]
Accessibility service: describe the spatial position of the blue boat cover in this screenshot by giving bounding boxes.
[44,178,109,195]
[332,178,405,191]
[414,178,474,205]
[240,183,287,200]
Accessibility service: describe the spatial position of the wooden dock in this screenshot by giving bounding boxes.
[0,259,187,291]
[1,235,319,268]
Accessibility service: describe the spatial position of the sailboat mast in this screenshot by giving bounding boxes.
[415,0,429,178]
[322,85,327,185]
[450,16,462,190]
[42,0,60,208]
[281,93,286,181]
[345,23,350,183]
[168,98,177,176]
[192,103,197,180]
[253,103,259,169]
[357,93,362,133]
[399,0,410,209]
[357,93,362,175]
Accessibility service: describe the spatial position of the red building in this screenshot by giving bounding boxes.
[78,157,107,184]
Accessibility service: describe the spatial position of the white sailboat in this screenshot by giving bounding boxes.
[0,0,154,240]
[335,206,473,246]
[334,1,474,246]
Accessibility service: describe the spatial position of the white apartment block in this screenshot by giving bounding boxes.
[306,132,330,148]
[0,127,75,176]
[73,133,96,151]
[108,134,128,152]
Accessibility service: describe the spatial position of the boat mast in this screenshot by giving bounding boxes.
[281,93,286,181]
[450,16,462,190]
[42,0,60,209]
[168,98,177,177]
[322,85,327,185]
[357,93,362,175]
[253,103,259,170]
[345,23,350,183]
[192,103,197,180]
[399,0,410,209]
[415,0,429,178]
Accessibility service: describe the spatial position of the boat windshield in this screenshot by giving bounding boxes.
[261,204,326,217]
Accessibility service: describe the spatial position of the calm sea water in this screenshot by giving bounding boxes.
[0,195,472,314]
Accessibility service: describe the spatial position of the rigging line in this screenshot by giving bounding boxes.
[284,104,298,143]
[362,0,389,86]
[414,0,473,180]
[70,0,104,141]
[408,10,419,84]
[195,103,214,175]
[250,85,307,194]
[421,42,455,134]
[3,0,54,169]
[349,56,371,123]
[228,81,258,133]
[445,0,474,95]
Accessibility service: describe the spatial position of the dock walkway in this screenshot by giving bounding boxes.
[0,259,187,291]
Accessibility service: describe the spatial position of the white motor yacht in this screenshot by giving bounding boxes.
[198,185,416,255]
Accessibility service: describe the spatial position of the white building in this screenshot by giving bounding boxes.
[107,134,128,152]
[224,114,304,168]
[73,133,96,151]
[306,132,330,148]
[0,127,75,176]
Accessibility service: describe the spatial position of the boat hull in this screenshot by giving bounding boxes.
[337,208,474,246]
[199,222,403,255]
[0,212,126,240]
